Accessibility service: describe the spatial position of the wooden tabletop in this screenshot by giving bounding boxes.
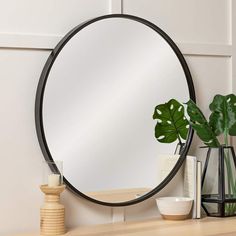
[12,217,236,236]
[86,188,151,202]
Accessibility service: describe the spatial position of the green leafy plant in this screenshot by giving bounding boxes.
[186,94,236,146]
[153,99,189,145]
[186,100,220,147]
[186,94,236,215]
[209,94,236,141]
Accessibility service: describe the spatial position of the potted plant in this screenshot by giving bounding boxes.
[186,94,236,217]
[153,99,189,154]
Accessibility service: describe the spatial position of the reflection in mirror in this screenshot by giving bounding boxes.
[36,15,195,205]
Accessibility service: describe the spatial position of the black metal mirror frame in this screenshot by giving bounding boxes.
[35,14,196,207]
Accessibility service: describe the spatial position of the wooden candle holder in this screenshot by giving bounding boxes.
[40,185,66,236]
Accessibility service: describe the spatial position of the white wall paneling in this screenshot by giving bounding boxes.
[123,0,231,44]
[0,0,234,235]
[230,0,236,148]
[0,0,110,35]
[231,0,236,93]
[0,49,51,235]
[109,0,123,14]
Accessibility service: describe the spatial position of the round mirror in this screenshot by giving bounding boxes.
[35,14,195,206]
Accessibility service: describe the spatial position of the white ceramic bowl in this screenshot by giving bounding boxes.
[156,197,193,220]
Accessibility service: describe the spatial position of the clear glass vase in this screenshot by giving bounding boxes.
[201,146,236,217]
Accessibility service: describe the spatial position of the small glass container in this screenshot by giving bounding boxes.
[42,160,63,187]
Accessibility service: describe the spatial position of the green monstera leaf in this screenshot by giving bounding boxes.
[209,94,236,137]
[186,100,220,147]
[153,99,189,144]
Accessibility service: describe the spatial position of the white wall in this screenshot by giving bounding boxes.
[0,0,233,235]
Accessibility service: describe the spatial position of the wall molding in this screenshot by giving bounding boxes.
[0,33,61,51]
[109,0,123,14]
[0,32,232,57]
[178,42,232,57]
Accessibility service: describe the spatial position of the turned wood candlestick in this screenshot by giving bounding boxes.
[40,185,66,236]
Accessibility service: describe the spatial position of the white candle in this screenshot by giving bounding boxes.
[48,174,60,187]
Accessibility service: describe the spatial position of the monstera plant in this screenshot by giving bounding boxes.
[153,99,189,152]
[186,94,236,147]
[186,94,236,216]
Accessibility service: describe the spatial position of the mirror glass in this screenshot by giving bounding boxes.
[38,15,194,205]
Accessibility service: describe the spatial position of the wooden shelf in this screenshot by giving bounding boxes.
[12,217,236,236]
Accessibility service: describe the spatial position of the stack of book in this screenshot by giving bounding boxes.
[184,156,202,219]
